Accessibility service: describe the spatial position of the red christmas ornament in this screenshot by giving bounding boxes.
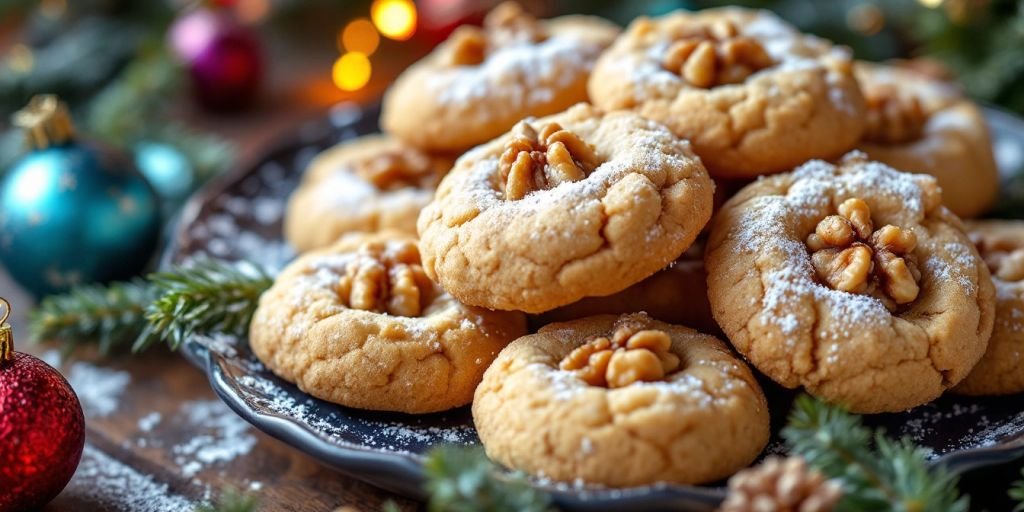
[168,5,264,112]
[0,298,85,512]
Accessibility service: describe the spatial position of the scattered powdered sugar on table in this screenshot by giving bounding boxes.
[138,411,162,432]
[66,361,132,418]
[67,444,193,511]
[172,399,258,478]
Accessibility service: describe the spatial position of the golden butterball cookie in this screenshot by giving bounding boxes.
[535,243,719,335]
[249,232,526,414]
[472,313,770,487]
[417,103,715,313]
[588,8,865,178]
[955,220,1024,395]
[381,2,619,153]
[706,153,995,413]
[855,61,999,218]
[284,135,452,252]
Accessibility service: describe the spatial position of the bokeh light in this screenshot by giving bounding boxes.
[8,44,34,74]
[371,0,417,41]
[847,4,885,35]
[918,0,943,7]
[341,18,380,55]
[235,0,271,24]
[333,52,372,91]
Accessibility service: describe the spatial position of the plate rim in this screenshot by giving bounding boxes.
[169,106,1024,510]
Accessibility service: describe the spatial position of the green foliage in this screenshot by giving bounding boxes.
[783,395,969,512]
[195,488,258,512]
[423,445,554,512]
[134,260,273,352]
[1011,467,1024,512]
[30,279,154,355]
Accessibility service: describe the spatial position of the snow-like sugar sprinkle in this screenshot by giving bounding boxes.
[67,361,131,418]
[138,411,162,432]
[66,444,193,512]
[171,399,257,478]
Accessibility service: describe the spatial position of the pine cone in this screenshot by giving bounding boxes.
[719,456,843,512]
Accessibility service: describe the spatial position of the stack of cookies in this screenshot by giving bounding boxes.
[250,2,1024,488]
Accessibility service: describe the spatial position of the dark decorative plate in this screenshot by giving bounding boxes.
[169,102,1024,511]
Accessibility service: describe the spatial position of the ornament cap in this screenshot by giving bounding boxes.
[0,297,12,365]
[12,95,76,150]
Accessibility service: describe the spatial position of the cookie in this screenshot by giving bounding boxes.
[249,232,527,414]
[955,220,1024,395]
[417,103,715,313]
[705,153,995,413]
[381,2,619,153]
[284,135,453,252]
[854,61,999,218]
[588,8,865,178]
[472,313,770,486]
[535,243,719,335]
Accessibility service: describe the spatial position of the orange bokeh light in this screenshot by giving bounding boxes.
[333,52,372,91]
[341,18,380,55]
[371,0,417,41]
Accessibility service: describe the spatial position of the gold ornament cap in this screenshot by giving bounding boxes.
[0,297,12,364]
[12,95,76,150]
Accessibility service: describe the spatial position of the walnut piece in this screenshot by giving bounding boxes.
[498,121,600,200]
[807,198,921,310]
[661,19,773,88]
[337,240,434,316]
[353,149,437,191]
[442,2,546,67]
[560,321,680,388]
[972,233,1024,282]
[863,85,928,144]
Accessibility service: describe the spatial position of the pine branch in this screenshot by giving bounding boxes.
[1011,467,1024,512]
[29,279,154,355]
[782,395,968,512]
[195,488,258,512]
[423,446,554,512]
[134,260,273,352]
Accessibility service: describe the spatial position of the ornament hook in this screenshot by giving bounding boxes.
[0,297,11,363]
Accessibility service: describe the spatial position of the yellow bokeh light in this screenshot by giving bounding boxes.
[918,0,943,7]
[341,18,380,55]
[333,52,372,92]
[371,0,417,41]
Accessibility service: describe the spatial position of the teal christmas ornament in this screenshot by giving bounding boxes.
[134,140,194,203]
[0,96,162,298]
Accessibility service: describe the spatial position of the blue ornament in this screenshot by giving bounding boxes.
[0,96,162,298]
[134,140,194,203]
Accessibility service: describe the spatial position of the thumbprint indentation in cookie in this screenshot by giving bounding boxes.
[559,314,681,388]
[971,232,1024,282]
[442,2,547,66]
[352,149,438,191]
[496,120,601,200]
[862,85,928,144]
[336,240,436,316]
[660,19,774,88]
[806,197,922,310]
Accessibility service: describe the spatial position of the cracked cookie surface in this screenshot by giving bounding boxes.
[854,61,999,218]
[416,103,715,313]
[381,2,619,153]
[249,231,527,414]
[955,220,1024,396]
[588,7,865,178]
[472,313,769,486]
[284,135,453,252]
[705,153,995,413]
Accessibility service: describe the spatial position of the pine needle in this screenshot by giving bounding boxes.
[423,445,554,512]
[782,395,969,512]
[30,279,154,355]
[194,488,258,512]
[134,260,272,352]
[1011,467,1024,512]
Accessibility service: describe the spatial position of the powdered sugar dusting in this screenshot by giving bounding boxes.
[66,444,193,511]
[66,361,131,418]
[171,399,258,478]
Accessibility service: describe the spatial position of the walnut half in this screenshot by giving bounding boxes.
[498,121,600,200]
[661,19,774,88]
[337,240,435,317]
[353,149,437,191]
[807,198,922,310]
[442,2,546,67]
[862,85,928,144]
[972,233,1024,282]
[560,317,680,388]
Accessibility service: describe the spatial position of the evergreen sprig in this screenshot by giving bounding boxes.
[1011,467,1024,512]
[423,446,554,512]
[134,260,273,352]
[194,488,258,512]
[30,279,154,355]
[783,395,968,512]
